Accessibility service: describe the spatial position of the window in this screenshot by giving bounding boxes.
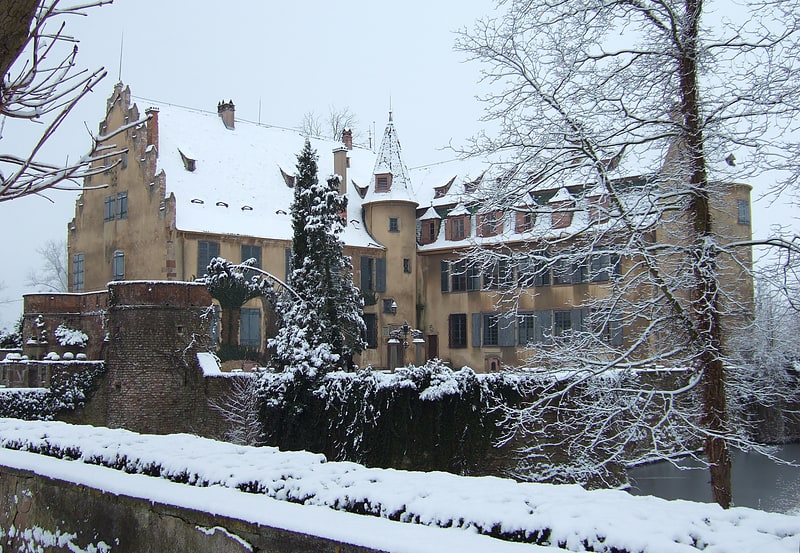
[483,259,513,289]
[103,195,116,221]
[363,313,378,348]
[116,192,128,220]
[451,260,467,292]
[518,313,536,345]
[376,174,391,192]
[360,256,386,292]
[403,258,411,273]
[482,313,500,346]
[451,217,466,240]
[240,308,261,348]
[516,211,535,233]
[197,240,220,277]
[422,220,437,244]
[554,310,572,336]
[383,298,396,314]
[477,210,502,237]
[518,253,550,287]
[737,199,750,225]
[389,217,399,232]
[449,314,468,348]
[72,253,85,292]
[241,244,262,268]
[440,260,449,292]
[466,263,481,291]
[590,253,620,283]
[112,250,125,280]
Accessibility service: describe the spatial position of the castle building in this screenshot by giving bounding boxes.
[66,84,753,372]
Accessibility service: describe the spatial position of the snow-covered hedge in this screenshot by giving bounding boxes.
[0,363,106,420]
[258,360,522,474]
[0,420,797,553]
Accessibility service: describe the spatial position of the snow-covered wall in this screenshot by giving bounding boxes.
[0,461,387,553]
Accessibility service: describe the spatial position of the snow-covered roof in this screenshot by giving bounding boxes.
[362,115,416,205]
[150,103,379,248]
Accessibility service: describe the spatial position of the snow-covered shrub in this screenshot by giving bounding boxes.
[258,359,522,475]
[63,352,74,360]
[0,363,106,420]
[54,324,88,348]
[45,351,60,361]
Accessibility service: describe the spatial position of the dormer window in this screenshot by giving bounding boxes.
[477,210,503,237]
[446,215,470,241]
[178,149,196,172]
[516,211,535,232]
[376,173,392,193]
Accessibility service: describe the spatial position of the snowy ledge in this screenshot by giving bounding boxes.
[0,419,798,553]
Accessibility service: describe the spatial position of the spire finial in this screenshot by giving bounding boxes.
[389,95,393,122]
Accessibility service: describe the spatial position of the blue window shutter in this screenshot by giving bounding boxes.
[471,313,482,347]
[376,257,387,292]
[360,256,370,290]
[441,261,449,293]
[498,312,516,346]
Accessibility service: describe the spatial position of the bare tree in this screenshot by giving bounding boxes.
[25,239,67,292]
[298,106,359,142]
[457,0,800,507]
[209,373,263,445]
[0,0,126,202]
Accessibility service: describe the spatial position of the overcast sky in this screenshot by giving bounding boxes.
[0,0,494,328]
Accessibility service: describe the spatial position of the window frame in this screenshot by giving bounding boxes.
[737,199,751,225]
[448,313,468,348]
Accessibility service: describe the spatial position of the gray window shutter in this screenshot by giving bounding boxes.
[441,260,450,293]
[471,313,482,347]
[376,257,387,292]
[197,242,208,277]
[498,312,516,347]
[535,310,552,344]
[611,313,623,346]
[571,309,584,333]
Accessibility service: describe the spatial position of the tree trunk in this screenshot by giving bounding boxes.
[222,307,240,348]
[680,0,732,508]
[0,0,38,77]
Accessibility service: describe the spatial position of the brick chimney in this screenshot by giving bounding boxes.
[217,100,235,130]
[145,107,159,149]
[342,128,353,150]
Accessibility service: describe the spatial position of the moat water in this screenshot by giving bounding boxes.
[626,443,800,514]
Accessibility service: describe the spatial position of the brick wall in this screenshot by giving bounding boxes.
[22,291,108,360]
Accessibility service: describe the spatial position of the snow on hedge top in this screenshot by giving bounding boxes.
[0,419,797,553]
[152,104,379,248]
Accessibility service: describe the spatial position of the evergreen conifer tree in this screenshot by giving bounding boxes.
[270,140,365,377]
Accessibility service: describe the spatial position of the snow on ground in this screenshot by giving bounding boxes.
[0,419,798,553]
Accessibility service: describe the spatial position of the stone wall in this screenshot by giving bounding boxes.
[0,463,385,553]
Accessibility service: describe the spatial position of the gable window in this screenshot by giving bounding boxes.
[516,211,535,233]
[72,253,85,292]
[376,173,391,192]
[240,308,261,348]
[363,313,378,349]
[103,195,116,222]
[477,210,502,237]
[737,199,750,225]
[448,313,468,348]
[421,220,437,244]
[197,240,220,278]
[450,217,466,240]
[389,217,399,232]
[112,250,125,280]
[116,192,128,220]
